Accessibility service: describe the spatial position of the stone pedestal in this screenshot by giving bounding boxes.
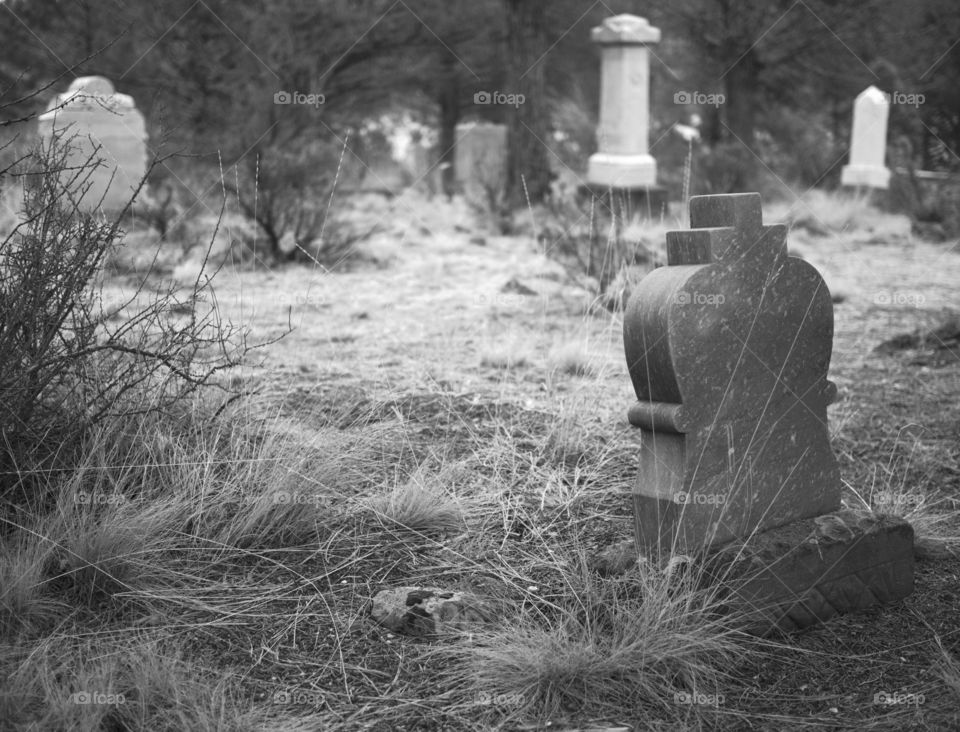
[841,86,891,190]
[37,76,148,213]
[586,15,661,211]
[707,510,914,636]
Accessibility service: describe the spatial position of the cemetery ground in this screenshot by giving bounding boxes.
[2,188,960,731]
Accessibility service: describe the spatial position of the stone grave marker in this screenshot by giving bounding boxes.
[454,121,507,204]
[583,14,666,216]
[37,75,148,213]
[840,85,891,190]
[622,192,914,632]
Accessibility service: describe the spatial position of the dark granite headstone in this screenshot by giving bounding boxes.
[621,192,913,633]
[624,193,840,550]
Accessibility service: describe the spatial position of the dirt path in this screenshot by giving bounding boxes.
[202,191,630,421]
[195,193,960,437]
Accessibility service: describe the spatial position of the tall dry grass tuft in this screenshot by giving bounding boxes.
[424,549,752,728]
[366,465,465,535]
[0,636,261,731]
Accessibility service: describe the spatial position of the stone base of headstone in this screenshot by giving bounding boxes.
[840,164,891,190]
[706,509,914,636]
[578,183,669,220]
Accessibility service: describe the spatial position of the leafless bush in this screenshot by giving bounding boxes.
[223,138,380,267]
[0,134,263,501]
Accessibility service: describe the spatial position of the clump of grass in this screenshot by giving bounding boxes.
[366,467,464,534]
[0,636,261,731]
[426,551,749,728]
[776,189,911,240]
[937,643,960,700]
[479,342,531,370]
[596,263,649,312]
[847,433,960,553]
[0,532,65,639]
[541,409,590,469]
[548,341,597,377]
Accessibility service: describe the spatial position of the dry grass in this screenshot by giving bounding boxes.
[548,339,599,377]
[845,433,960,553]
[3,185,959,731]
[768,189,912,242]
[478,335,533,369]
[365,466,465,534]
[426,555,751,729]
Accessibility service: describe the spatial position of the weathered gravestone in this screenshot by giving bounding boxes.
[37,76,148,213]
[454,121,508,205]
[623,193,914,633]
[840,86,891,190]
[582,14,666,217]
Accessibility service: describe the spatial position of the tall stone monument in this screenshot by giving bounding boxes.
[840,86,891,190]
[584,15,665,217]
[623,193,914,633]
[37,76,148,213]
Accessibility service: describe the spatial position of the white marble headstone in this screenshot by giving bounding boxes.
[454,122,508,199]
[37,76,148,212]
[840,86,891,190]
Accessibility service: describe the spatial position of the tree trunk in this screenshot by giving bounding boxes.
[437,55,459,200]
[723,49,760,189]
[503,0,552,208]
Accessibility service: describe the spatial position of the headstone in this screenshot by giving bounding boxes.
[586,15,660,190]
[37,76,148,212]
[622,193,913,633]
[840,86,891,190]
[454,122,507,202]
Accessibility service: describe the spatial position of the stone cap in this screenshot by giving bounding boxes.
[41,75,136,117]
[68,76,116,95]
[856,85,890,108]
[592,14,661,45]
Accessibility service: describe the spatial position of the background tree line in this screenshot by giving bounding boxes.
[1,0,957,245]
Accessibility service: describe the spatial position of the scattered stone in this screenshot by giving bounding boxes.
[874,315,960,367]
[501,277,539,296]
[370,586,491,638]
[592,538,638,576]
[914,536,957,561]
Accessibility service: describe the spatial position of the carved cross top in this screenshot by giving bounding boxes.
[666,193,787,270]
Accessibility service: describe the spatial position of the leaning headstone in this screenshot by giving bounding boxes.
[454,122,508,204]
[622,193,913,633]
[840,86,891,190]
[37,76,148,213]
[583,15,666,216]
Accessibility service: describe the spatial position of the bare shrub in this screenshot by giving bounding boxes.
[0,134,261,504]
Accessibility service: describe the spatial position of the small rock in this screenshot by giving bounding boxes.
[501,277,538,296]
[915,536,957,561]
[371,586,491,638]
[593,539,638,576]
